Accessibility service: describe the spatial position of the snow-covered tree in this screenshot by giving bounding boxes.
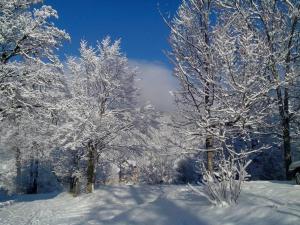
[0,0,69,120]
[169,0,217,173]
[0,61,66,193]
[56,38,139,193]
[168,0,280,205]
[0,0,69,194]
[219,0,300,179]
[0,0,69,64]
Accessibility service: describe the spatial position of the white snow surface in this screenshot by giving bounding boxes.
[0,181,299,225]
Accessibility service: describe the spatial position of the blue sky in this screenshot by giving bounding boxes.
[45,0,181,111]
[46,0,181,66]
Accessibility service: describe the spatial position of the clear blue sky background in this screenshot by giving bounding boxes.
[45,0,181,66]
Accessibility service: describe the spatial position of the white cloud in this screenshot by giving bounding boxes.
[130,60,177,112]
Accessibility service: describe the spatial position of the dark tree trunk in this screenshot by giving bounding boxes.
[70,176,80,197]
[28,159,39,194]
[118,162,122,183]
[280,9,299,179]
[283,115,292,179]
[69,151,81,196]
[266,8,297,180]
[206,136,213,173]
[276,87,292,179]
[86,143,96,193]
[15,147,23,193]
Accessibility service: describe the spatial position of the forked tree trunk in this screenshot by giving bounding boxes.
[267,8,297,179]
[281,10,298,179]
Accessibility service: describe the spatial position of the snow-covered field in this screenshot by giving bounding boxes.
[0,181,299,225]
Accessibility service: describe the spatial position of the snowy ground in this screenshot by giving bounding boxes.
[0,181,299,225]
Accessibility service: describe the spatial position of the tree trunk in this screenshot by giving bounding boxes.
[283,116,292,179]
[276,87,292,179]
[118,162,122,183]
[70,152,81,196]
[70,176,80,197]
[203,1,214,174]
[28,159,38,194]
[15,147,22,193]
[206,135,213,173]
[281,10,298,179]
[86,144,96,193]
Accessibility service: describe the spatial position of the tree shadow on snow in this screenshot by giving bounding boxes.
[0,191,60,203]
[73,185,209,225]
[266,180,296,185]
[241,192,300,219]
